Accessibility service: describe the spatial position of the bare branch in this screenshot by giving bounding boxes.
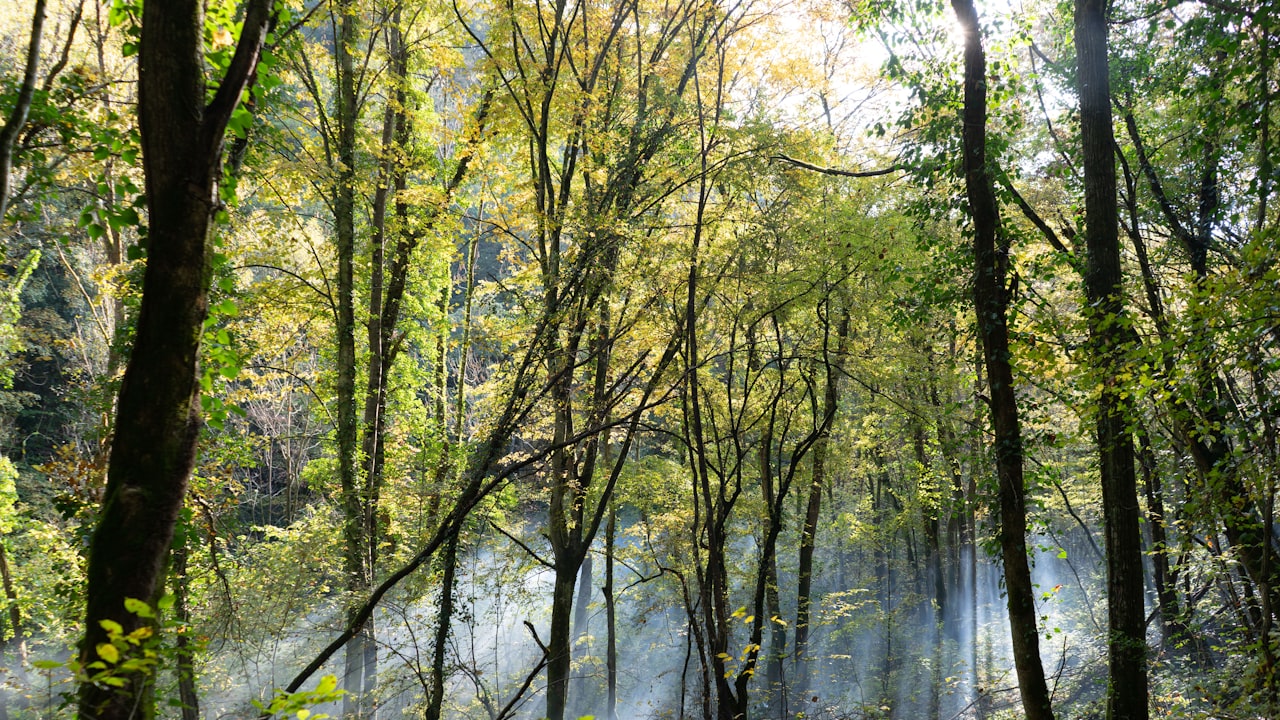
[770,152,903,178]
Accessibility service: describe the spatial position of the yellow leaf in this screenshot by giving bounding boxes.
[315,675,339,695]
[97,643,120,664]
[212,27,234,50]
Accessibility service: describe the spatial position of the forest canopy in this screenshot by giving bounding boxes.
[0,0,1277,719]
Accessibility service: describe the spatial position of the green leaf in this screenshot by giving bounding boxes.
[100,619,123,636]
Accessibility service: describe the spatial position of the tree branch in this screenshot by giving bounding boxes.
[490,520,554,569]
[0,0,48,220]
[204,0,274,143]
[1000,177,1074,258]
[770,153,903,178]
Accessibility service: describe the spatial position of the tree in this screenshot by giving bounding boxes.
[950,0,1054,717]
[1075,0,1147,716]
[78,1,273,717]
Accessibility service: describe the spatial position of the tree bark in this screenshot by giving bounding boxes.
[950,1,1055,718]
[0,540,22,662]
[1136,425,1184,646]
[605,499,618,720]
[78,1,271,718]
[331,0,371,712]
[424,534,459,720]
[173,534,199,720]
[757,405,786,713]
[1075,1,1148,717]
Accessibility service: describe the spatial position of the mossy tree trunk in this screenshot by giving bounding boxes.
[78,1,271,717]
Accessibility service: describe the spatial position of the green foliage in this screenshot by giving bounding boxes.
[200,260,248,431]
[0,249,40,389]
[3,0,1279,716]
[252,674,344,720]
[0,455,16,535]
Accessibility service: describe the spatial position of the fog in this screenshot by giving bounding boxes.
[3,513,1116,720]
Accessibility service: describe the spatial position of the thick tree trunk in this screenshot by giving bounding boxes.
[950,1,1055,718]
[544,329,585,720]
[546,561,581,720]
[1075,1,1148,717]
[794,443,823,700]
[78,2,270,718]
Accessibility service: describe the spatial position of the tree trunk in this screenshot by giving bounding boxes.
[572,551,594,717]
[758,428,786,714]
[605,500,618,720]
[950,0,1055,718]
[330,0,371,712]
[0,537,25,720]
[78,2,271,718]
[425,534,459,720]
[794,439,823,701]
[1136,425,1184,646]
[173,534,199,720]
[546,560,581,720]
[0,0,46,221]
[1075,1,1148,717]
[0,540,23,664]
[915,422,945,720]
